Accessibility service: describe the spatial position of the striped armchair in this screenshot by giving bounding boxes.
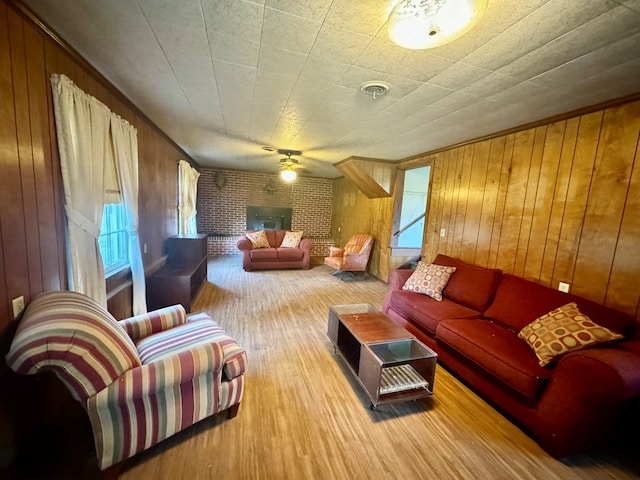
[5,291,246,470]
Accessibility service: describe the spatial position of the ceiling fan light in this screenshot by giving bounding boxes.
[387,0,488,50]
[280,168,297,182]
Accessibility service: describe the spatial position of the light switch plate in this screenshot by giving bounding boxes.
[12,296,25,319]
[440,228,446,237]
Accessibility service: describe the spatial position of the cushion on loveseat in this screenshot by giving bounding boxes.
[387,290,483,335]
[276,248,304,260]
[437,318,552,400]
[249,248,278,260]
[484,274,636,336]
[434,254,502,312]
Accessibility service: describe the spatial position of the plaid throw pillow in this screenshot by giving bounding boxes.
[402,261,456,301]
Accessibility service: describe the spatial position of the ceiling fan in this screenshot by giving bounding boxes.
[262,147,311,181]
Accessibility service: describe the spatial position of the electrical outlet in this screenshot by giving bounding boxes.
[440,228,446,237]
[558,282,570,293]
[12,296,25,319]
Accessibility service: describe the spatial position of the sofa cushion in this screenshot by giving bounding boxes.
[276,248,304,260]
[519,302,624,367]
[437,319,551,400]
[246,230,270,248]
[264,229,286,247]
[433,254,502,311]
[484,274,637,336]
[136,316,224,364]
[250,248,278,260]
[280,231,303,248]
[402,261,456,301]
[388,290,482,335]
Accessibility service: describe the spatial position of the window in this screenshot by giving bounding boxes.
[99,203,129,275]
[391,165,431,253]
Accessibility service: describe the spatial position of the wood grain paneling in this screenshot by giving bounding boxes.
[415,101,640,320]
[333,99,639,322]
[0,0,188,338]
[0,0,196,468]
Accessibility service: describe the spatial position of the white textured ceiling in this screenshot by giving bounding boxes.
[23,0,640,178]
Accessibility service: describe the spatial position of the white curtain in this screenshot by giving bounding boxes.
[178,160,200,234]
[51,74,110,306]
[111,116,147,315]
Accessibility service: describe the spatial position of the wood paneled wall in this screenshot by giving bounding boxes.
[332,99,640,322]
[0,0,191,468]
[417,100,640,321]
[0,1,189,344]
[0,2,186,350]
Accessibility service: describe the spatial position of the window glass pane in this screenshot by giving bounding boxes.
[398,166,431,248]
[99,203,129,273]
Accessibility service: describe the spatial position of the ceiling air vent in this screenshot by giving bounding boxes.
[360,81,390,99]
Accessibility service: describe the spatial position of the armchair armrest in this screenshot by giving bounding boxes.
[99,342,225,401]
[86,342,225,469]
[329,246,344,257]
[119,304,187,340]
[342,252,370,271]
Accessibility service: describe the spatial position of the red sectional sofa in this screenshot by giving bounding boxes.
[237,229,314,271]
[383,254,640,457]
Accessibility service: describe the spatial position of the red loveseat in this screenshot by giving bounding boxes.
[383,254,640,458]
[237,229,314,271]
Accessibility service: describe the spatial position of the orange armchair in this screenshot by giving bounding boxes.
[324,233,374,280]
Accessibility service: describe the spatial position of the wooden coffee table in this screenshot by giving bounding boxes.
[327,304,437,409]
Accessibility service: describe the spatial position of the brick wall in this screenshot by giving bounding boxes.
[197,169,335,255]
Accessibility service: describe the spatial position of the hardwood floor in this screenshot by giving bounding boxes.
[117,256,638,480]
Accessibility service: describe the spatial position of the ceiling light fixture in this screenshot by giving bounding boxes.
[387,0,488,50]
[280,167,297,182]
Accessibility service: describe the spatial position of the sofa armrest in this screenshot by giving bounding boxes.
[299,238,314,252]
[533,344,640,456]
[558,343,640,399]
[387,268,414,291]
[237,237,252,251]
[329,246,344,257]
[119,304,187,340]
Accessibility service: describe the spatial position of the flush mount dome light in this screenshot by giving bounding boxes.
[387,0,488,50]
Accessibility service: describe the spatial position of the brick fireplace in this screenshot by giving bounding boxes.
[197,169,335,256]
